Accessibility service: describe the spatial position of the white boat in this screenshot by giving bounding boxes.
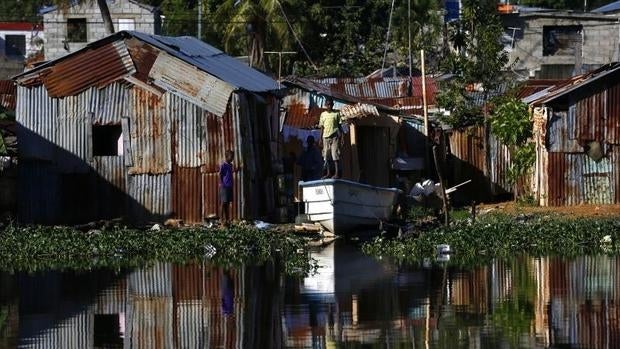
[299,179,401,234]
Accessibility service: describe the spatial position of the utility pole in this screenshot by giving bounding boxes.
[407,0,412,78]
[197,0,202,40]
[264,51,296,88]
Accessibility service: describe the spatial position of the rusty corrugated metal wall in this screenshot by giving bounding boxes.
[538,78,620,206]
[16,36,280,225]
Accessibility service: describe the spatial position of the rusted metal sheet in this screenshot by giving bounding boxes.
[576,88,606,144]
[608,83,620,145]
[129,31,280,92]
[0,80,16,110]
[340,103,380,120]
[202,170,242,220]
[128,87,171,174]
[546,151,618,206]
[125,37,160,83]
[581,154,614,204]
[172,166,202,223]
[16,85,57,161]
[93,156,127,219]
[149,52,234,117]
[169,94,205,167]
[126,173,172,222]
[548,152,566,206]
[18,40,135,98]
[92,82,129,125]
[130,297,174,349]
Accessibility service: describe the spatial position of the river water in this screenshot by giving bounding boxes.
[0,241,618,348]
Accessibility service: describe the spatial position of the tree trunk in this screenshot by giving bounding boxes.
[96,0,115,34]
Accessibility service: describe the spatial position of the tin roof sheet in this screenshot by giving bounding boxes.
[526,63,620,105]
[14,31,280,94]
[593,0,620,13]
[126,31,280,93]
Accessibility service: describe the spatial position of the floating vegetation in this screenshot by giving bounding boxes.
[0,224,312,274]
[362,214,620,267]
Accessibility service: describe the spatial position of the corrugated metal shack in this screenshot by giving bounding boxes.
[526,63,620,206]
[13,31,282,224]
[443,80,559,203]
[282,77,404,189]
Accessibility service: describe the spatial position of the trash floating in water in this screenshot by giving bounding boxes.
[409,179,440,202]
[254,220,273,230]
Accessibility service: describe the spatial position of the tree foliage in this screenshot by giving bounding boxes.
[490,96,535,186]
[438,0,509,128]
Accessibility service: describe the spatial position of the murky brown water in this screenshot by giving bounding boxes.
[1,241,619,348]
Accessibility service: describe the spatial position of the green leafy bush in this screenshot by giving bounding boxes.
[363,214,620,268]
[0,225,311,275]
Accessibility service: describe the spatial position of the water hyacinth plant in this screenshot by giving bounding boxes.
[0,224,312,274]
[362,214,620,267]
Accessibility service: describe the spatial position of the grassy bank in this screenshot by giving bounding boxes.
[0,224,311,274]
[363,214,620,267]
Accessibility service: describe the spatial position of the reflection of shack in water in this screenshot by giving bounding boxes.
[4,254,620,348]
[2,262,284,349]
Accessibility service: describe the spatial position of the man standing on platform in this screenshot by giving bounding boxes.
[319,98,343,179]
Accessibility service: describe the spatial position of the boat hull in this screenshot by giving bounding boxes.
[300,179,401,234]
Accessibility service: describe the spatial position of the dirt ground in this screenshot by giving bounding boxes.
[477,202,620,218]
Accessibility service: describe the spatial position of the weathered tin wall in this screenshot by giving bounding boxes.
[56,88,93,173]
[93,156,127,220]
[128,87,171,175]
[127,173,172,222]
[92,82,129,125]
[538,77,620,206]
[16,43,280,224]
[16,85,57,161]
[547,150,619,206]
[447,126,513,203]
[172,166,202,223]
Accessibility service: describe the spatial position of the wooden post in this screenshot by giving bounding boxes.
[471,201,476,222]
[433,145,449,226]
[349,123,360,181]
[421,50,430,177]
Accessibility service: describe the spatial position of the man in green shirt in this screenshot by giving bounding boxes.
[319,98,342,179]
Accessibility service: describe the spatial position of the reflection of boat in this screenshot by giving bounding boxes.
[299,179,401,234]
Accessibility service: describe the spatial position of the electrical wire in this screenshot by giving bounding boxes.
[275,0,317,72]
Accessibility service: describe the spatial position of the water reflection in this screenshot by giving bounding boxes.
[1,242,620,348]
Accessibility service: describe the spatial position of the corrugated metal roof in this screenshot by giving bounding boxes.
[0,80,16,110]
[150,52,234,117]
[16,40,136,98]
[127,31,280,93]
[14,31,280,95]
[593,0,620,13]
[527,63,620,105]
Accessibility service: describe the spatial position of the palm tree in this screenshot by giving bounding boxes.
[215,0,302,68]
